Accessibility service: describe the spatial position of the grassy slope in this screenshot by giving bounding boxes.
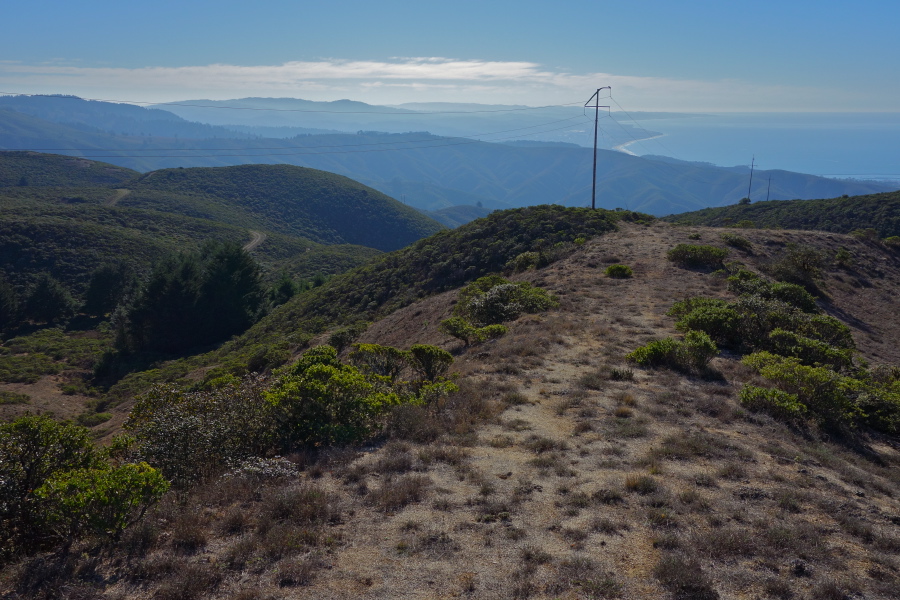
[667,190,900,238]
[127,164,445,251]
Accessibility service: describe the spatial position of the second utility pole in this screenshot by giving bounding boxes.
[585,87,610,209]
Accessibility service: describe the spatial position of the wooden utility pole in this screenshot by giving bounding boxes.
[747,155,755,200]
[585,87,611,209]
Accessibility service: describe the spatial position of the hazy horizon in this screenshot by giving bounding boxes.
[2,1,898,112]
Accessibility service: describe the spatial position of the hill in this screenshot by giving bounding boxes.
[3,212,900,599]
[127,164,444,251]
[2,98,894,216]
[667,190,900,238]
[0,150,138,187]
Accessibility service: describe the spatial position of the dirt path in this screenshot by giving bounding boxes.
[243,230,267,251]
[105,188,130,206]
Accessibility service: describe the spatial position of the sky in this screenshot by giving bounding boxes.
[2,0,898,111]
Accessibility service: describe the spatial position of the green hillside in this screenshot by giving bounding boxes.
[104,205,651,396]
[0,150,138,187]
[667,190,900,237]
[128,164,444,251]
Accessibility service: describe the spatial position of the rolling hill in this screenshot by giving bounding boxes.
[667,190,900,238]
[1,97,894,217]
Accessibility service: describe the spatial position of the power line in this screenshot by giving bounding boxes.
[0,91,585,115]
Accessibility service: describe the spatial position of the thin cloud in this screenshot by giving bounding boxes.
[0,58,872,111]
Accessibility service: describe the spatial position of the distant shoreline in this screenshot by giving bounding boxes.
[613,134,665,156]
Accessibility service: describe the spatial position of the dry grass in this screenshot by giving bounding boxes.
[5,223,900,599]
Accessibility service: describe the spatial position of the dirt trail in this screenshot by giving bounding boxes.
[243,229,267,251]
[105,188,130,206]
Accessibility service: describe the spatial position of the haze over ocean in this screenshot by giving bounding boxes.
[621,113,900,187]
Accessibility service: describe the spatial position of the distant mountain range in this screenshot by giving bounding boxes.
[0,95,895,218]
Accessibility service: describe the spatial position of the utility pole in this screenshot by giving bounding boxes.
[747,155,755,200]
[585,87,611,209]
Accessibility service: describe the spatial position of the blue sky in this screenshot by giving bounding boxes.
[2,0,898,111]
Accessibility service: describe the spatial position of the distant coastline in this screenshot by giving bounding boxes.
[613,134,665,156]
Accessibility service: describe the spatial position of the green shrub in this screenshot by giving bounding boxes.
[720,233,753,252]
[627,331,717,374]
[739,385,808,422]
[508,251,545,272]
[349,343,410,381]
[742,352,862,430]
[604,264,633,278]
[883,236,900,250]
[766,329,854,371]
[408,345,454,382]
[0,415,100,555]
[457,277,558,326]
[34,462,169,545]
[666,244,728,269]
[674,303,742,347]
[0,390,30,405]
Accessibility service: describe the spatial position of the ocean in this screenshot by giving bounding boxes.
[617,112,900,184]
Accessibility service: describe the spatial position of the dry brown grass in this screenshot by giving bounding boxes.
[6,222,900,599]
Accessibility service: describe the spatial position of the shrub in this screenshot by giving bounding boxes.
[34,462,169,546]
[0,415,100,555]
[604,264,633,278]
[742,352,861,430]
[126,377,275,486]
[455,276,558,326]
[666,244,728,269]
[627,331,717,374]
[720,233,753,252]
[439,317,507,346]
[761,243,824,290]
[407,344,454,382]
[349,343,410,381]
[766,328,854,371]
[739,385,808,422]
[674,303,741,347]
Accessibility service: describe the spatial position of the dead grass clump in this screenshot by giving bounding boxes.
[692,526,758,559]
[418,444,468,466]
[608,416,649,438]
[258,485,339,529]
[650,431,739,461]
[592,488,625,505]
[386,404,442,443]
[523,434,568,454]
[653,553,719,600]
[276,555,325,587]
[624,474,659,495]
[577,370,606,390]
[171,513,207,555]
[218,505,250,536]
[549,556,620,598]
[520,545,553,566]
[415,530,459,558]
[155,562,222,600]
[591,517,628,535]
[370,474,431,512]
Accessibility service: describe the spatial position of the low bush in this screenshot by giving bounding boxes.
[739,385,808,422]
[720,233,753,252]
[604,264,633,278]
[627,331,718,374]
[666,244,729,269]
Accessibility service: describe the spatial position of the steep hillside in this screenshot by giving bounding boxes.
[668,190,900,237]
[128,164,444,251]
[4,219,899,599]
